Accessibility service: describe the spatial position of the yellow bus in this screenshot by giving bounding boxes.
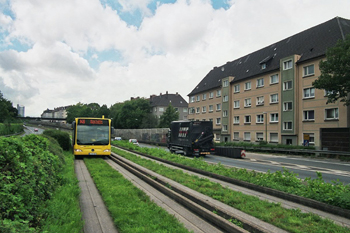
[72,116,113,156]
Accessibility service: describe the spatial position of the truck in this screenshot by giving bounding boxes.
[167,120,215,156]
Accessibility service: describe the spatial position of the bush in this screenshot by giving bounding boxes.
[0,135,64,232]
[43,130,71,151]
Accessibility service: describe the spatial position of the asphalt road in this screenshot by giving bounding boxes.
[139,143,350,184]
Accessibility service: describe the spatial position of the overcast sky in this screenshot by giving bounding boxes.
[1,0,350,117]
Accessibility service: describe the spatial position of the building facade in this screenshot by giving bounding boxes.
[150,92,188,120]
[17,104,25,117]
[188,17,350,149]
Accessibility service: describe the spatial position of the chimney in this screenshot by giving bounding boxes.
[176,92,178,96]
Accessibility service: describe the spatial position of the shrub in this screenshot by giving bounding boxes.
[43,130,71,151]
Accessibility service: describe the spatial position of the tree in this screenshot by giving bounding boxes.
[312,34,350,105]
[0,91,18,123]
[140,113,159,128]
[158,104,179,128]
[115,98,151,129]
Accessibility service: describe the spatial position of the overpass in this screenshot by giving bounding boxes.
[17,116,67,121]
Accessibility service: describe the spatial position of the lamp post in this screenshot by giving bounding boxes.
[263,112,267,143]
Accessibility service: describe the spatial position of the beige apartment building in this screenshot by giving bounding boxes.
[188,17,350,149]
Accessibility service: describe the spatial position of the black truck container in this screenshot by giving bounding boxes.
[167,120,215,156]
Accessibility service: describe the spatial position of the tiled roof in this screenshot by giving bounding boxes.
[149,93,188,108]
[188,17,350,96]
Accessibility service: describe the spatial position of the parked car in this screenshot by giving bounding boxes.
[114,137,122,141]
[129,139,139,146]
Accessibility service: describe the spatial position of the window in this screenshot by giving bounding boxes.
[223,80,229,87]
[234,84,240,93]
[190,96,195,103]
[270,113,278,122]
[303,87,315,99]
[256,132,264,141]
[256,114,264,123]
[283,102,292,111]
[233,132,239,140]
[216,118,221,125]
[189,107,195,114]
[303,64,315,77]
[244,115,251,123]
[261,63,266,69]
[256,96,264,105]
[223,110,228,117]
[244,98,251,107]
[270,94,278,103]
[196,95,200,102]
[216,103,221,111]
[244,132,251,141]
[283,80,292,90]
[283,121,293,130]
[234,100,240,108]
[283,60,293,70]
[202,106,207,113]
[325,108,339,120]
[303,110,314,121]
[209,105,213,112]
[202,93,207,100]
[223,95,228,102]
[270,133,278,142]
[159,107,164,112]
[183,108,188,113]
[209,118,213,122]
[244,82,251,90]
[233,116,239,124]
[257,78,264,88]
[209,92,214,99]
[196,107,200,113]
[270,74,279,84]
[223,125,228,131]
[216,90,221,97]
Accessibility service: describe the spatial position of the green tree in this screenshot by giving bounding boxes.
[0,91,18,123]
[312,34,350,105]
[158,104,179,128]
[116,98,150,129]
[140,113,159,128]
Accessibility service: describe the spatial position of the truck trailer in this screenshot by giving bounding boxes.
[167,120,215,156]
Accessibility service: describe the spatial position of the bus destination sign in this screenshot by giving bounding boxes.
[78,119,109,126]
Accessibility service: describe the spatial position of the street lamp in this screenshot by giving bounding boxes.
[263,112,267,143]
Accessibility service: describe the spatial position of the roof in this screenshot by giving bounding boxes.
[188,17,350,96]
[149,93,188,108]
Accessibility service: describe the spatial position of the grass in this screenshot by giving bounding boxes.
[113,140,350,210]
[0,123,23,136]
[40,151,83,233]
[84,158,190,233]
[112,146,350,233]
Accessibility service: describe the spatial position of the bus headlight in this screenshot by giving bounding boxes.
[74,149,83,152]
[103,149,111,152]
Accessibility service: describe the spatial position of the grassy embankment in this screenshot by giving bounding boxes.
[112,140,350,233]
[0,123,23,136]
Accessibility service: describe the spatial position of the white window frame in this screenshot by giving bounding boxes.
[159,107,164,112]
[233,132,239,140]
[270,94,278,103]
[303,87,315,99]
[216,90,221,97]
[244,115,251,124]
[216,118,221,125]
[270,74,279,84]
[190,96,195,103]
[183,108,188,113]
[283,80,292,90]
[303,64,315,77]
[325,108,339,120]
[233,116,239,124]
[202,106,206,113]
[209,92,214,99]
[234,84,240,93]
[283,121,293,130]
[283,60,293,70]
[303,110,315,121]
[223,125,228,131]
[256,114,264,123]
[256,96,264,105]
[270,133,278,143]
[196,107,200,114]
[223,110,228,117]
[223,80,229,87]
[244,98,251,107]
[283,102,292,111]
[256,132,264,141]
[223,95,228,102]
[234,100,240,109]
[244,82,251,90]
[244,132,251,141]
[270,113,278,123]
[209,105,213,112]
[216,103,221,111]
[202,93,206,100]
[256,78,264,88]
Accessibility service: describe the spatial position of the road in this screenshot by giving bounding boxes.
[139,143,350,184]
[23,125,45,136]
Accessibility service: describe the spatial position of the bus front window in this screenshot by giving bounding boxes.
[77,125,109,145]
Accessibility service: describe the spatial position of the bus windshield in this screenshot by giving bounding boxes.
[76,125,109,145]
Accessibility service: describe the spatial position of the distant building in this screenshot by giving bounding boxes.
[17,104,25,117]
[149,92,188,120]
[41,106,70,123]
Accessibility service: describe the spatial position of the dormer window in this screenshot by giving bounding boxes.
[261,63,266,69]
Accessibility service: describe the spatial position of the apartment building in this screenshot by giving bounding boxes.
[150,92,188,120]
[188,17,350,148]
